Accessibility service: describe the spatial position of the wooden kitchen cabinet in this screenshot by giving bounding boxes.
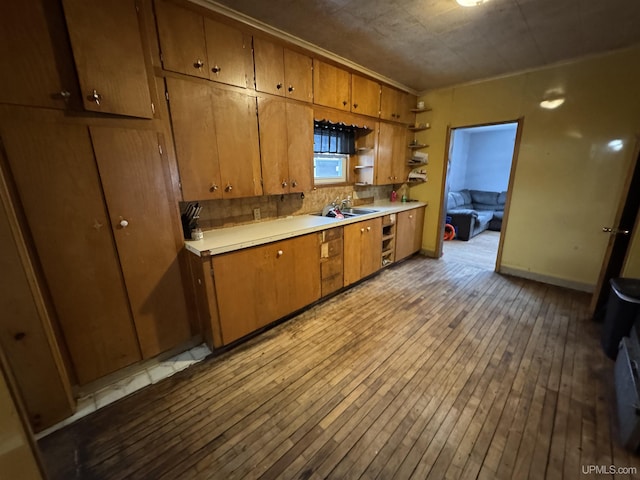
[344,217,383,286]
[0,121,142,384]
[90,127,191,359]
[254,37,313,102]
[313,59,350,111]
[380,85,416,124]
[167,77,262,200]
[210,234,321,345]
[351,74,380,118]
[376,122,409,185]
[155,0,252,88]
[395,207,426,261]
[258,96,313,194]
[0,0,79,110]
[320,227,344,296]
[62,0,153,118]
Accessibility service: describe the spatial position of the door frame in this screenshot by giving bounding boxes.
[435,117,525,273]
[589,136,640,317]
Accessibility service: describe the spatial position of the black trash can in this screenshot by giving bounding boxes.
[602,278,640,359]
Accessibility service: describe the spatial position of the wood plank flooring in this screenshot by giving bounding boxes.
[38,253,640,479]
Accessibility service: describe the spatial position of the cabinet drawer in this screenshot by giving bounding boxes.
[322,227,343,242]
[321,238,343,259]
[321,255,343,279]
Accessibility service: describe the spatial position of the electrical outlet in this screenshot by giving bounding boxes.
[253,208,261,220]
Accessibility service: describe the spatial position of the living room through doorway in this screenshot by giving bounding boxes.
[443,122,518,270]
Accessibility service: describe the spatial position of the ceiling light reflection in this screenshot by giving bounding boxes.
[540,98,565,109]
[608,139,624,151]
[456,0,488,6]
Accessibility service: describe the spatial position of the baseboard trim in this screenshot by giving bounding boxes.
[499,266,595,293]
[421,248,439,258]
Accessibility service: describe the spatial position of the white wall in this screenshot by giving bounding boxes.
[465,127,516,191]
[448,130,469,191]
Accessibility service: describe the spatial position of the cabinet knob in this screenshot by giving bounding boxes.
[391,113,397,118]
[212,65,221,73]
[89,89,101,105]
[360,228,365,233]
[59,90,71,101]
[210,184,219,192]
[282,180,288,188]
[353,103,358,109]
[120,219,129,228]
[225,183,233,192]
[194,59,204,68]
[409,215,413,219]
[277,250,284,257]
[367,226,371,232]
[291,179,297,187]
[342,100,348,106]
[276,83,283,90]
[288,85,294,93]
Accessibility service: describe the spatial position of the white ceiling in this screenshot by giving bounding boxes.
[204,0,640,92]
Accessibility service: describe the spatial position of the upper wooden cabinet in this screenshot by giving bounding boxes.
[155,0,252,88]
[376,122,409,185]
[254,37,313,102]
[380,86,416,124]
[62,0,153,118]
[313,59,350,111]
[351,74,380,118]
[167,77,262,201]
[0,0,79,110]
[395,207,426,262]
[258,96,313,195]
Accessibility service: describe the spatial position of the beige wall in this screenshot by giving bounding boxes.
[411,46,640,290]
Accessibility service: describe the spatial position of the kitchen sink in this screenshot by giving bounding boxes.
[313,207,378,218]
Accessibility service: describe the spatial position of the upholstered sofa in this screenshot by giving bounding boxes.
[446,189,507,241]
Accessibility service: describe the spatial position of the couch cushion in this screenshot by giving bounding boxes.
[448,208,478,218]
[492,211,504,220]
[474,203,499,211]
[447,190,474,210]
[497,191,507,205]
[476,210,494,225]
[470,190,499,206]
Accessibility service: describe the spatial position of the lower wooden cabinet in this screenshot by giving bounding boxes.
[395,206,426,261]
[209,233,321,345]
[344,217,383,286]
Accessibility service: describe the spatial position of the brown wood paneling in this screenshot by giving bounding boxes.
[286,101,314,193]
[284,49,313,103]
[1,121,141,384]
[62,0,152,118]
[90,126,191,359]
[313,59,350,111]
[351,74,380,118]
[396,207,425,262]
[254,37,285,96]
[257,96,289,195]
[204,17,252,88]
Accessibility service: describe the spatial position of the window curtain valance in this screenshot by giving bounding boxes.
[313,120,367,154]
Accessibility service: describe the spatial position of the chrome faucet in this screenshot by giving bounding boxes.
[339,195,352,210]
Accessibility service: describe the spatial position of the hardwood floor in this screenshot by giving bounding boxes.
[442,230,500,270]
[38,254,640,479]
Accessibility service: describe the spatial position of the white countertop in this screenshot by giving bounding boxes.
[185,200,428,256]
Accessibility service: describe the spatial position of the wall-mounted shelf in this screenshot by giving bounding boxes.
[354,182,371,186]
[354,165,373,170]
[408,126,431,132]
[410,107,432,113]
[408,143,429,149]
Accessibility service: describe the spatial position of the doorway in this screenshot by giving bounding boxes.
[438,119,523,271]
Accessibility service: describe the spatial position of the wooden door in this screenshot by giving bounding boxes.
[380,85,401,122]
[343,222,363,286]
[258,96,289,194]
[1,121,141,384]
[0,0,79,109]
[154,0,208,79]
[286,102,314,193]
[90,127,191,359]
[376,122,394,185]
[313,59,350,111]
[351,75,380,118]
[204,18,252,88]
[285,234,321,312]
[284,49,313,103]
[166,77,222,201]
[360,217,383,278]
[391,124,409,182]
[212,88,263,198]
[62,0,152,118]
[254,37,285,96]
[396,208,425,261]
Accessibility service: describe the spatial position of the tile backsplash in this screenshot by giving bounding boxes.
[181,185,394,230]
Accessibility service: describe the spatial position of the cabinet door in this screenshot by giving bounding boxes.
[286,102,314,193]
[284,49,313,103]
[376,122,394,185]
[344,218,382,286]
[396,208,425,261]
[62,0,152,118]
[90,127,191,359]
[167,77,222,200]
[212,88,263,198]
[1,121,141,384]
[392,125,409,182]
[205,18,252,88]
[380,85,400,122]
[351,75,380,118]
[285,234,321,312]
[0,0,78,109]
[313,59,350,111]
[258,96,289,194]
[398,91,417,125]
[155,0,208,79]
[254,37,285,96]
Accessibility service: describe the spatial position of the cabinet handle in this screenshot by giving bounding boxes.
[342,100,348,106]
[212,65,221,73]
[276,83,283,90]
[360,228,365,233]
[282,180,288,188]
[225,183,233,192]
[353,103,358,109]
[409,215,413,219]
[59,90,71,101]
[291,179,297,187]
[194,59,204,69]
[209,183,219,192]
[277,250,284,257]
[288,85,294,93]
[367,226,371,232]
[89,89,101,106]
[119,218,129,228]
